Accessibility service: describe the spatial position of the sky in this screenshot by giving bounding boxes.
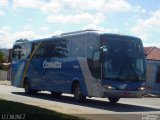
[0,0,160,48]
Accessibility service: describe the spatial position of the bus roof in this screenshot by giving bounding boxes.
[13,29,140,46]
[13,30,100,45]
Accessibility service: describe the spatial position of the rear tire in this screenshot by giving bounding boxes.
[108,97,120,104]
[24,80,37,94]
[73,83,86,102]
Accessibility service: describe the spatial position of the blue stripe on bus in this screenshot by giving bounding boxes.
[25,57,88,95]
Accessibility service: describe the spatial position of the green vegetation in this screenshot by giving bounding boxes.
[0,51,7,70]
[0,51,5,63]
[0,99,83,120]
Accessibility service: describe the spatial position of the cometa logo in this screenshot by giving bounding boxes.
[43,60,62,69]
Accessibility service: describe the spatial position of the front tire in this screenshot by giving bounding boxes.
[108,97,120,104]
[73,83,86,102]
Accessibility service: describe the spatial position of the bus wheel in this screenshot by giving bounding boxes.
[73,83,86,102]
[24,80,37,94]
[51,92,62,97]
[108,97,120,104]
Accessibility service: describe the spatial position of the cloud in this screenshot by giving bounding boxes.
[11,0,143,26]
[0,10,5,16]
[0,28,38,48]
[0,26,63,48]
[39,26,49,32]
[12,31,39,40]
[0,25,33,48]
[132,10,160,40]
[98,0,132,12]
[0,26,11,34]
[133,5,147,14]
[82,23,112,33]
[23,25,32,31]
[47,13,105,24]
[0,0,8,7]
[144,41,160,48]
[41,0,132,14]
[12,0,45,9]
[131,10,160,47]
[10,0,148,25]
[0,26,12,48]
[11,0,134,14]
[0,0,7,16]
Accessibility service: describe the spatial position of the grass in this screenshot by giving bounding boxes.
[0,99,83,120]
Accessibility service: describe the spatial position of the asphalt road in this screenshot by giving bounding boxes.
[0,85,160,120]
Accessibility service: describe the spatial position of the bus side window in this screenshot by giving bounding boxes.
[12,45,21,60]
[70,36,85,57]
[87,35,99,59]
[40,40,67,58]
[19,44,26,59]
[32,42,45,58]
[92,50,101,78]
[86,35,99,77]
[36,39,69,58]
[26,43,32,58]
[13,44,32,60]
[54,39,69,57]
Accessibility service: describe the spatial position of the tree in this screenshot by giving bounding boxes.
[0,51,8,70]
[0,51,5,63]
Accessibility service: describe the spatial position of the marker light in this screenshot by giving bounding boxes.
[104,85,115,90]
[138,87,145,91]
[107,86,112,89]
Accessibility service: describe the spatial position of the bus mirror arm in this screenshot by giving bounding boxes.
[100,46,108,52]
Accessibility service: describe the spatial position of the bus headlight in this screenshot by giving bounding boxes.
[138,87,145,91]
[104,85,115,90]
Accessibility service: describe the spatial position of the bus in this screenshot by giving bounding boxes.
[11,30,146,103]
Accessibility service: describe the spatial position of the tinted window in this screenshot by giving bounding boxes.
[87,35,99,59]
[55,39,69,57]
[70,36,85,57]
[32,42,45,58]
[20,44,32,59]
[33,39,69,58]
[12,45,21,60]
[101,35,145,81]
[12,43,32,60]
[26,43,32,58]
[92,51,101,78]
[86,35,100,77]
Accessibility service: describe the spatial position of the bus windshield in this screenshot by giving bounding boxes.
[101,35,145,82]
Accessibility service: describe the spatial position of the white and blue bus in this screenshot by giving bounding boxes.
[11,30,146,103]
